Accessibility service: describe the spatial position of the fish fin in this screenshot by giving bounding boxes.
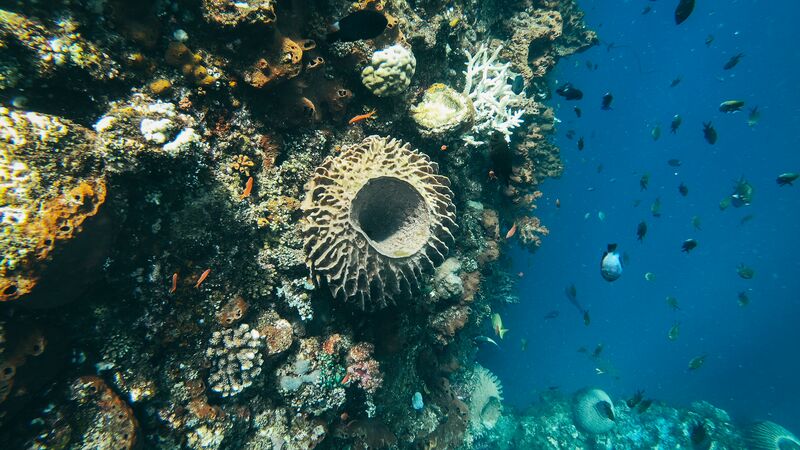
[607,243,617,252]
[499,328,509,340]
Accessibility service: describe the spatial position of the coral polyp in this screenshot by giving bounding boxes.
[302,135,456,308]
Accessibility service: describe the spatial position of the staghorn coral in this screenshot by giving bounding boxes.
[745,421,800,450]
[467,365,504,437]
[68,376,139,450]
[573,388,616,435]
[462,44,526,146]
[410,83,475,139]
[360,44,416,97]
[205,323,265,397]
[0,107,108,304]
[302,135,457,309]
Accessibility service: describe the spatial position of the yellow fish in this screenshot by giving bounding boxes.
[449,17,460,28]
[492,313,509,339]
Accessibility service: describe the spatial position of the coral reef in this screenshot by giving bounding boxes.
[0,0,601,448]
[302,135,456,309]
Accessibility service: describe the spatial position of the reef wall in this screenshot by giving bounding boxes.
[0,0,598,448]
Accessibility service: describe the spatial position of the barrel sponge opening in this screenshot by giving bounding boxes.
[572,388,615,435]
[301,135,456,309]
[746,421,800,450]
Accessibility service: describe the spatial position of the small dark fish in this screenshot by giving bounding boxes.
[510,75,525,95]
[566,129,576,139]
[670,76,682,87]
[636,221,647,241]
[674,0,695,24]
[626,390,645,408]
[703,122,717,145]
[691,421,711,450]
[583,310,591,326]
[681,238,697,252]
[692,215,702,231]
[737,290,750,307]
[544,310,560,319]
[637,399,653,413]
[574,106,582,117]
[739,214,755,225]
[594,401,615,421]
[577,346,588,354]
[688,354,707,371]
[670,114,682,133]
[622,252,630,266]
[578,137,585,151]
[705,34,715,47]
[592,343,604,358]
[327,10,388,42]
[600,243,623,282]
[719,100,745,113]
[666,296,680,311]
[565,284,577,302]
[640,173,650,191]
[736,263,755,279]
[723,53,745,70]
[641,5,652,15]
[747,106,760,127]
[556,82,584,100]
[597,164,604,173]
[474,336,500,347]
[667,158,682,167]
[651,197,662,217]
[651,125,661,141]
[678,182,688,197]
[548,385,560,391]
[601,92,613,110]
[776,172,799,186]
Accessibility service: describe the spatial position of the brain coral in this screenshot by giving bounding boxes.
[746,421,800,450]
[467,365,504,434]
[572,388,615,434]
[360,44,416,97]
[302,135,456,309]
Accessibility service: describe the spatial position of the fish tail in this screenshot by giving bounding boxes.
[499,328,509,340]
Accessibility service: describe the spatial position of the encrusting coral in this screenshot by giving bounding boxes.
[302,135,457,309]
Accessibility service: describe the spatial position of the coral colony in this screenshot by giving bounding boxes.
[0,1,795,449]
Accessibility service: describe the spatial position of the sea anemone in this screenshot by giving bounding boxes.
[746,421,800,450]
[573,388,615,434]
[301,135,456,309]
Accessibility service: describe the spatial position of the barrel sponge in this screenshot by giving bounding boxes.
[410,83,475,138]
[0,107,106,303]
[360,44,416,97]
[467,365,504,433]
[572,388,615,434]
[746,421,800,450]
[301,135,456,309]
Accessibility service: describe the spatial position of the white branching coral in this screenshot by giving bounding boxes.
[462,44,525,146]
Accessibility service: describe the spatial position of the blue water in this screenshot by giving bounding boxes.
[481,0,800,432]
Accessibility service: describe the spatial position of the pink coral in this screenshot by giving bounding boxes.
[346,343,383,394]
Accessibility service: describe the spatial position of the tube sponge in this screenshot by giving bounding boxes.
[360,44,416,97]
[572,388,615,434]
[746,421,800,450]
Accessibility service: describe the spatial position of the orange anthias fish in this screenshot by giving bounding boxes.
[239,176,253,200]
[195,268,211,288]
[506,222,517,239]
[341,373,352,385]
[169,272,178,294]
[348,109,377,124]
